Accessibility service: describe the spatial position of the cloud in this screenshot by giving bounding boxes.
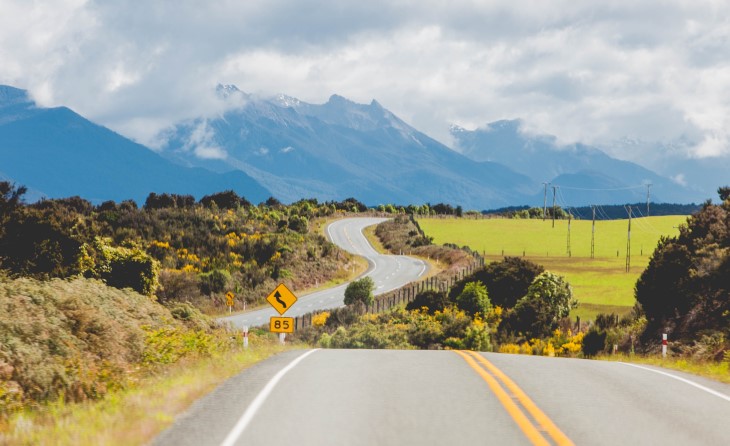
[1,0,730,162]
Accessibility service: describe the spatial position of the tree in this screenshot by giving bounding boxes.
[449,257,544,309]
[200,190,250,209]
[635,197,729,340]
[456,281,491,317]
[719,186,730,202]
[344,277,375,307]
[0,181,26,229]
[502,271,576,339]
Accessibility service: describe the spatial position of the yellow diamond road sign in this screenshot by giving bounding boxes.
[266,283,298,315]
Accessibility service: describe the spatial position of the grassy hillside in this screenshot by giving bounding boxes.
[416,216,687,320]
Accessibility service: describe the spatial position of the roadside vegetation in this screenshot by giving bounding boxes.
[0,273,294,444]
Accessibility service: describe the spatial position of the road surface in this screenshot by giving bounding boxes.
[155,349,730,445]
[221,217,427,329]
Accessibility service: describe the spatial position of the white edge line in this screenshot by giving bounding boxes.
[619,362,730,403]
[220,349,320,446]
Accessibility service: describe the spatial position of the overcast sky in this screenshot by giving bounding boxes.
[2,0,730,162]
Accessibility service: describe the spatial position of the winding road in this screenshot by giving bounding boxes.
[155,217,730,446]
[221,217,428,329]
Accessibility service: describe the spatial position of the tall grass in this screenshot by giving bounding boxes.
[2,335,293,445]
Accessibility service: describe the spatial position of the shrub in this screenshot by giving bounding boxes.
[455,281,491,316]
[582,328,607,357]
[199,269,230,295]
[344,276,375,307]
[96,243,160,296]
[311,312,330,327]
[405,290,449,314]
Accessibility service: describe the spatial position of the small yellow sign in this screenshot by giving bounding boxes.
[266,283,298,315]
[270,317,294,333]
[226,291,235,307]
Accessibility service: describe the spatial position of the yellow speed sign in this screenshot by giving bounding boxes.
[269,317,294,333]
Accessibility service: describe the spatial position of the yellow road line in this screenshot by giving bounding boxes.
[454,350,550,446]
[464,351,575,446]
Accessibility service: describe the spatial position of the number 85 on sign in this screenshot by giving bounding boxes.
[270,316,294,333]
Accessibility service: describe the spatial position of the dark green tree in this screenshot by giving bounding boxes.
[456,281,491,317]
[501,271,575,339]
[449,257,544,309]
[344,276,375,307]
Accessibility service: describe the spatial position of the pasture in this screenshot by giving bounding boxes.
[416,215,688,321]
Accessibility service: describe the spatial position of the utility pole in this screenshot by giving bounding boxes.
[625,205,632,272]
[567,213,572,257]
[542,182,549,221]
[646,183,652,216]
[552,185,557,228]
[591,205,596,259]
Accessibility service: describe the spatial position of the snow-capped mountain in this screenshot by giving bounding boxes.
[451,120,704,205]
[159,88,535,209]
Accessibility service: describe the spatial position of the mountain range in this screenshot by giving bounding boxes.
[0,83,720,209]
[0,85,268,204]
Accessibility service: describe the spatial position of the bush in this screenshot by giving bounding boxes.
[96,243,160,296]
[582,328,607,357]
[405,290,449,314]
[199,269,230,295]
[344,276,375,307]
[455,281,491,316]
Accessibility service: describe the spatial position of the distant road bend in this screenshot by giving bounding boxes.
[221,217,428,329]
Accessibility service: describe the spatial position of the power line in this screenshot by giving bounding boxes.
[551,184,647,191]
[625,205,632,273]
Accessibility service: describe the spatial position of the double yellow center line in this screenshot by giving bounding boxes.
[455,351,574,446]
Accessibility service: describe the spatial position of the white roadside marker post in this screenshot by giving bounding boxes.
[279,333,286,345]
[243,326,249,349]
[662,333,667,358]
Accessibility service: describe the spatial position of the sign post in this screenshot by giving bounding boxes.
[226,291,235,314]
[266,284,298,343]
[662,333,667,358]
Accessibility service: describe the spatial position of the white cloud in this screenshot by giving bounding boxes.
[180,120,227,160]
[1,0,730,162]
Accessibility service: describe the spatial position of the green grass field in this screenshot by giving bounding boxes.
[417,216,688,321]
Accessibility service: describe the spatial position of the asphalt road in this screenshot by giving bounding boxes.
[155,349,730,446]
[221,217,427,329]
